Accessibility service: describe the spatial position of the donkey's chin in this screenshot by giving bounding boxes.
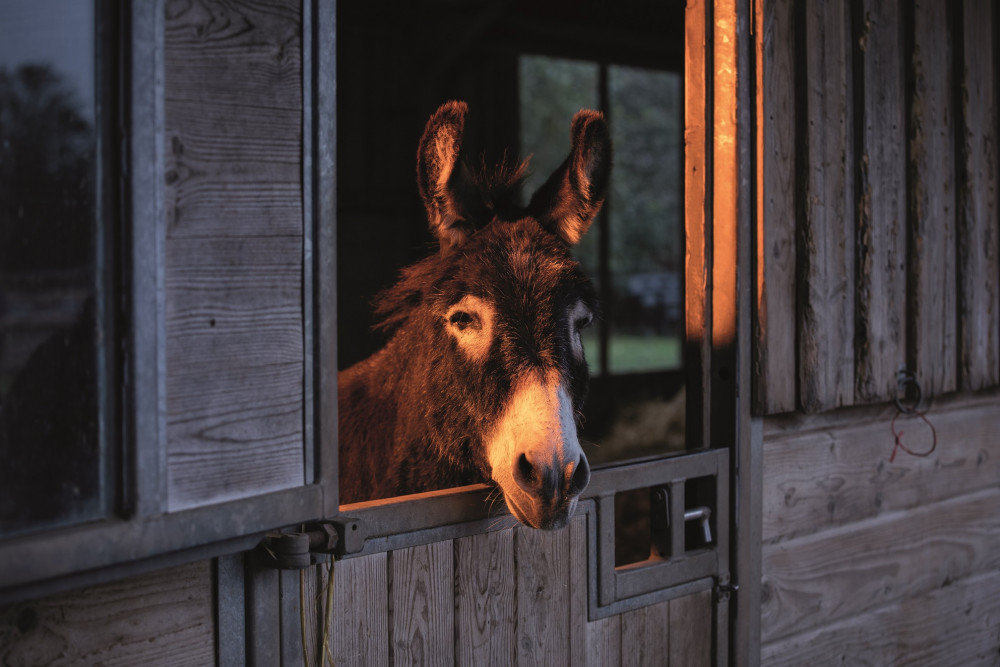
[500,487,578,530]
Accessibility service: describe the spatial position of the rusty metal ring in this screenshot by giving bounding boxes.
[895,369,922,415]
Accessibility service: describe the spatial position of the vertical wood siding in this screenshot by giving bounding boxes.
[318,517,714,667]
[163,0,306,509]
[956,0,1000,391]
[759,0,999,414]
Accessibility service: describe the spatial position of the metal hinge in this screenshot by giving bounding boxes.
[715,574,739,603]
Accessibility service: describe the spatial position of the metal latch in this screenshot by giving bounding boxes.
[684,506,713,545]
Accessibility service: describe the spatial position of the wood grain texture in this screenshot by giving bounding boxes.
[763,397,1000,543]
[0,561,214,666]
[684,0,712,445]
[907,0,957,396]
[668,590,712,666]
[762,487,1000,643]
[455,529,516,665]
[758,0,798,415]
[798,0,855,413]
[389,541,454,667]
[762,568,1000,666]
[585,614,622,667]
[165,236,304,509]
[515,524,572,666]
[956,0,1000,391]
[568,516,589,667]
[620,599,670,667]
[331,552,389,666]
[854,0,908,403]
[163,0,305,510]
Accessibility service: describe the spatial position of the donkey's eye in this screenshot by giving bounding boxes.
[449,310,478,331]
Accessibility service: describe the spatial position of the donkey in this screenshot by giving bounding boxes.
[338,101,611,530]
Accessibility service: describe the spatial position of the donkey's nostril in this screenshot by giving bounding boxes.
[568,454,591,496]
[514,453,538,492]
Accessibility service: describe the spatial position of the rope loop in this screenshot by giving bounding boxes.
[889,366,936,462]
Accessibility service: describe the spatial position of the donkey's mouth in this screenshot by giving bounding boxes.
[502,488,576,530]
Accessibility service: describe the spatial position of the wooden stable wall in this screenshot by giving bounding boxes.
[759,0,998,413]
[759,0,1000,663]
[0,561,215,665]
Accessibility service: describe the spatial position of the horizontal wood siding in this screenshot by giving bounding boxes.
[761,396,1000,661]
[758,0,1000,414]
[0,561,214,666]
[316,516,714,666]
[163,0,305,509]
[762,569,1000,666]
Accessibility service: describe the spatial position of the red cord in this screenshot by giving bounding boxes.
[889,408,937,462]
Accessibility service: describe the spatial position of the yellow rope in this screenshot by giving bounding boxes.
[321,555,336,666]
[299,568,311,667]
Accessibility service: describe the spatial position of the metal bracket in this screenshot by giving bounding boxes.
[258,521,343,570]
[330,516,366,556]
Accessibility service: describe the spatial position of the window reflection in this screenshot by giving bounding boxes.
[0,1,105,537]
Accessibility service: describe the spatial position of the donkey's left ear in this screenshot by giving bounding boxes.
[528,110,611,245]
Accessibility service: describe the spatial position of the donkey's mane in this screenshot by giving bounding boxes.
[372,153,532,335]
[458,152,532,225]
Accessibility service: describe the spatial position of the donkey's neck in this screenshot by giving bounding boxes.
[338,335,484,502]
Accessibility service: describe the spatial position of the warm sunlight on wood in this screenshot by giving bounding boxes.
[712,0,739,348]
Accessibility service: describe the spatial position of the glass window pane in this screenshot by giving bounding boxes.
[0,0,106,537]
[608,65,683,374]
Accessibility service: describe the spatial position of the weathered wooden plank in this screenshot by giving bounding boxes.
[956,0,1000,391]
[762,568,1000,666]
[163,0,305,511]
[762,397,1000,543]
[798,0,855,412]
[568,516,588,667]
[854,0,908,403]
[685,0,712,444]
[164,236,304,509]
[907,0,957,396]
[389,541,454,667]
[758,0,797,414]
[761,487,1000,643]
[0,561,214,666]
[585,615,621,667]
[331,552,389,667]
[620,599,670,667]
[668,590,713,666]
[455,529,516,665]
[515,525,571,666]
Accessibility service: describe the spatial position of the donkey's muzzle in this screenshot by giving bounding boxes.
[509,450,591,529]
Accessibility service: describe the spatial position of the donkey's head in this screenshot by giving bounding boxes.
[379,101,610,529]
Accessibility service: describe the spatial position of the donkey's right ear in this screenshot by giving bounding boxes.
[416,101,472,249]
[527,110,611,245]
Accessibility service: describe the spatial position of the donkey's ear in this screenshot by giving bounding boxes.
[527,110,611,245]
[416,100,473,249]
